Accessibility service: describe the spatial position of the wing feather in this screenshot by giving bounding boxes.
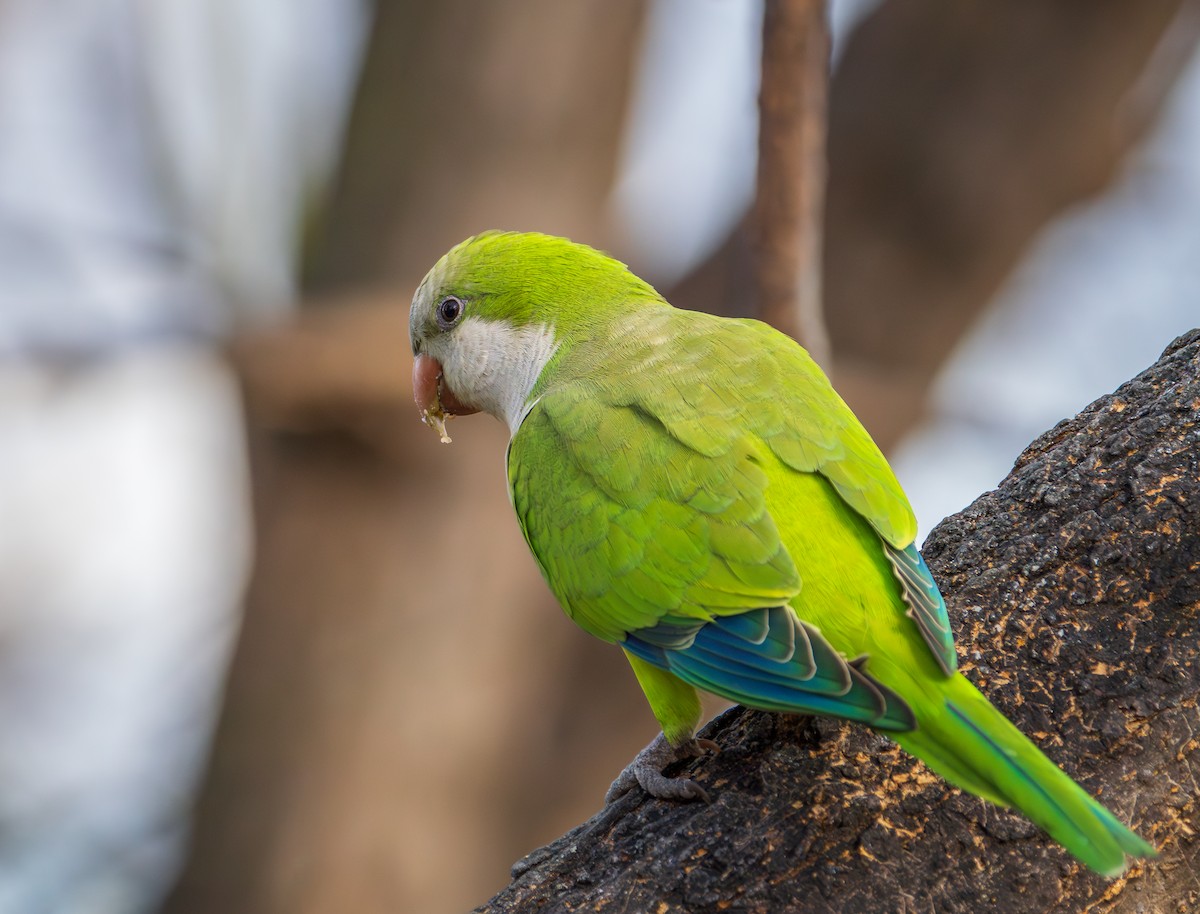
[625,608,915,732]
[507,306,954,673]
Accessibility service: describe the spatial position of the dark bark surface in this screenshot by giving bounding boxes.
[475,330,1200,914]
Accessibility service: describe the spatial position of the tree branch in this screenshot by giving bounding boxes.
[475,329,1200,913]
[752,0,831,367]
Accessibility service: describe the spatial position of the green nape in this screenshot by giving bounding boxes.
[420,230,667,340]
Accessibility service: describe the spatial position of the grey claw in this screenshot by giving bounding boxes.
[606,732,718,805]
[604,766,639,804]
[635,769,710,804]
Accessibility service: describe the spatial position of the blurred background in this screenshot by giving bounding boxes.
[0,1,1196,913]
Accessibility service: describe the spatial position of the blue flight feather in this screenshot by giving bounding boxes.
[625,607,915,731]
[885,542,957,675]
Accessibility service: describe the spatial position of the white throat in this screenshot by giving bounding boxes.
[439,318,558,435]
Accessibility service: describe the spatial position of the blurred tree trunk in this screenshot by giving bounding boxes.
[825,0,1194,445]
[476,330,1200,914]
[305,0,644,291]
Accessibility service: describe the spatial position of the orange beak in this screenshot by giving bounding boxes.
[412,353,478,417]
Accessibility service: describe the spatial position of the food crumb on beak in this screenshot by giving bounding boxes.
[413,352,454,443]
[421,406,453,444]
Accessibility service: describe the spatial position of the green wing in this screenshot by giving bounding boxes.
[508,377,800,642]
[507,307,954,672]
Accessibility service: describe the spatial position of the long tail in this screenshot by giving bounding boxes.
[893,674,1156,876]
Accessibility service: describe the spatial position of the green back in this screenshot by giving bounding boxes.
[507,305,918,644]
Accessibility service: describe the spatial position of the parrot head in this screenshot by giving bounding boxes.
[409,231,663,442]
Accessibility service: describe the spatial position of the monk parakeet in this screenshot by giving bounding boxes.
[409,231,1155,875]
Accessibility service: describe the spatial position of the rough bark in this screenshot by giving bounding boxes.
[475,329,1200,914]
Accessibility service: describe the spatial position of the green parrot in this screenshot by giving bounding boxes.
[409,230,1155,876]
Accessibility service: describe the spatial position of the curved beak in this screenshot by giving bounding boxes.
[412,353,478,417]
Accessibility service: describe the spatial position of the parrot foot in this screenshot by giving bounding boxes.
[605,733,720,805]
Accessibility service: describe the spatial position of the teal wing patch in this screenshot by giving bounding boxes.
[624,606,915,731]
[884,543,957,675]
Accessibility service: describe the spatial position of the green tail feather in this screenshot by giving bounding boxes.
[894,675,1156,876]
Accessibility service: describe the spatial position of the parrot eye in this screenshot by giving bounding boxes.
[436,296,465,330]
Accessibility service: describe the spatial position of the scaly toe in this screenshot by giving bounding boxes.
[634,766,712,804]
[605,766,639,804]
[606,732,717,805]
